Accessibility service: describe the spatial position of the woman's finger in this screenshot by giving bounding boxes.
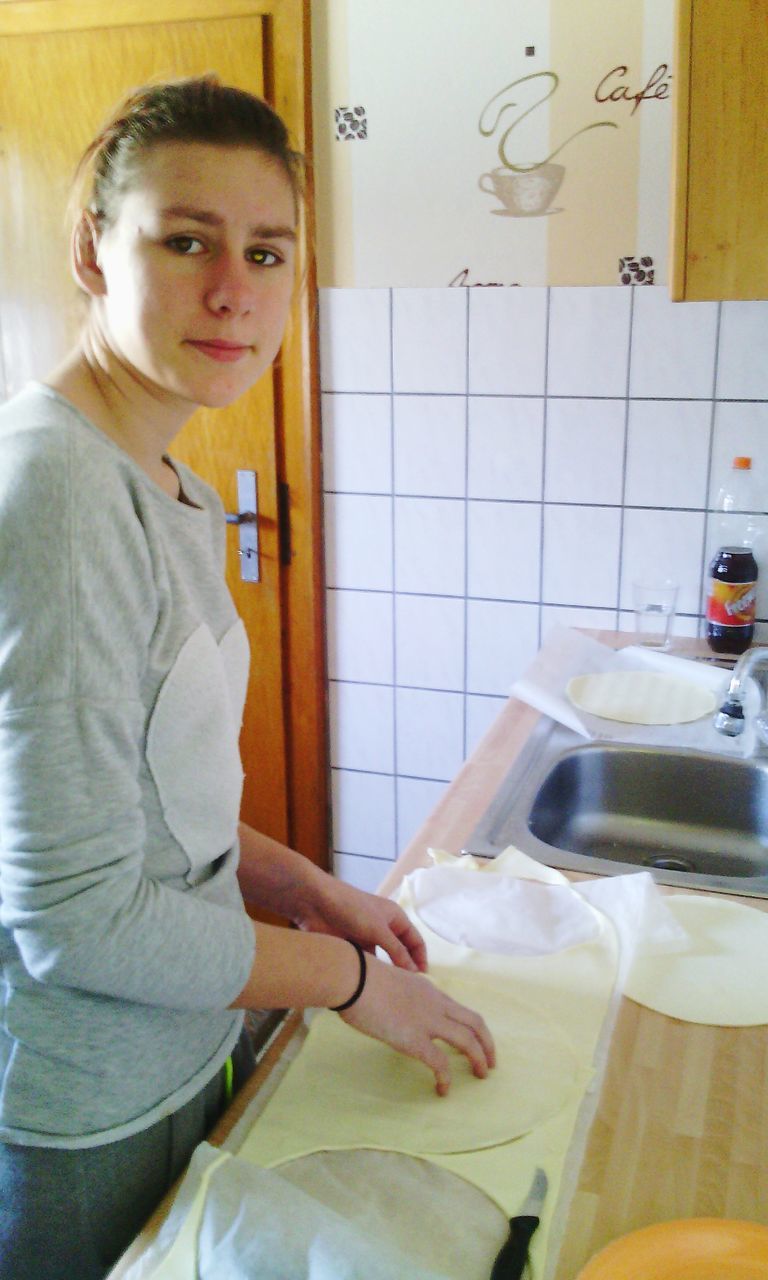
[390,914,429,972]
[375,928,420,972]
[435,1016,494,1080]
[445,1003,497,1071]
[413,1038,453,1097]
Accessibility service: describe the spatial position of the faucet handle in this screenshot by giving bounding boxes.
[714,697,746,736]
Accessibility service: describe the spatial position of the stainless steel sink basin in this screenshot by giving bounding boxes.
[464,717,768,896]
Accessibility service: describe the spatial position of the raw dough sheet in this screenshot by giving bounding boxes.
[127,857,621,1280]
[238,864,620,1278]
[567,671,717,726]
[624,894,768,1025]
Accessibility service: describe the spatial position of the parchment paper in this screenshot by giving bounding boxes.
[510,627,754,752]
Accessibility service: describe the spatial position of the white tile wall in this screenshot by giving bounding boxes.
[321,286,768,888]
[392,290,467,394]
[710,402,768,505]
[395,687,465,781]
[629,289,719,399]
[331,769,396,860]
[319,290,391,392]
[717,303,768,401]
[467,501,541,601]
[542,505,622,607]
[467,397,545,501]
[325,589,393,684]
[332,852,395,893]
[468,288,547,395]
[321,393,392,493]
[324,494,392,591]
[466,599,540,695]
[624,400,711,508]
[544,399,626,504]
[328,682,394,774]
[547,288,631,398]
[396,776,448,853]
[394,594,465,690]
[393,396,466,496]
[394,497,465,595]
[465,693,508,754]
[620,508,706,614]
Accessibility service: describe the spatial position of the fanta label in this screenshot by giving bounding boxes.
[706,578,757,627]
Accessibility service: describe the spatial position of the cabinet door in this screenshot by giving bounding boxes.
[0,0,328,873]
[670,0,768,300]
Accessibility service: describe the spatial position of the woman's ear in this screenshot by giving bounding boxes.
[71,210,107,297]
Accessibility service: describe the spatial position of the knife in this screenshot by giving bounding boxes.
[489,1167,549,1280]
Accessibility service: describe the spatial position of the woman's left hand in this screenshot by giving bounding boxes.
[296,878,428,974]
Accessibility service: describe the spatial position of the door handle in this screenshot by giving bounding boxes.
[224,470,260,583]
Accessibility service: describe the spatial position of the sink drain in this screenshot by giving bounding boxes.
[644,855,695,873]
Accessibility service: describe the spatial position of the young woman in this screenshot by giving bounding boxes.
[0,76,494,1279]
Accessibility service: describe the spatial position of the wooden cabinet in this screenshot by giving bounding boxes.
[670,0,768,301]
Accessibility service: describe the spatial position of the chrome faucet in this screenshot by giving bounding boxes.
[714,646,768,754]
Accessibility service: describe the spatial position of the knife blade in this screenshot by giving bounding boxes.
[489,1167,549,1280]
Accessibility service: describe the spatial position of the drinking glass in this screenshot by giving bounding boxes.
[632,579,678,648]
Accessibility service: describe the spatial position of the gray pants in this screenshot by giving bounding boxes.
[0,1031,255,1280]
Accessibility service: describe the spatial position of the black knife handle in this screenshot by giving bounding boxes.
[490,1214,540,1280]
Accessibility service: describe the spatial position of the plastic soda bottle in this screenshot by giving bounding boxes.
[706,456,760,655]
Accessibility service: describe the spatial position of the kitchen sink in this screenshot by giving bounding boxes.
[463,717,768,896]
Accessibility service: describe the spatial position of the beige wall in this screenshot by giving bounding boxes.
[311,0,674,287]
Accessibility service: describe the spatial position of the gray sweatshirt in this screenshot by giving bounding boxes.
[0,383,256,1148]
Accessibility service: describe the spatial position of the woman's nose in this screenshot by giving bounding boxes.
[204,254,254,317]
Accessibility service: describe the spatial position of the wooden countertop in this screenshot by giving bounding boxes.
[109,630,768,1277]
[378,630,768,1275]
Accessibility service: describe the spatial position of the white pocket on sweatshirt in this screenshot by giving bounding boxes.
[146,620,250,884]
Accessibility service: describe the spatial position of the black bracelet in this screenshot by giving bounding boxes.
[330,941,367,1012]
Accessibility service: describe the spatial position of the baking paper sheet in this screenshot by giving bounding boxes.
[125,850,691,1280]
[510,627,754,753]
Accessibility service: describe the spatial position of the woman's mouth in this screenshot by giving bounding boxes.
[186,339,252,363]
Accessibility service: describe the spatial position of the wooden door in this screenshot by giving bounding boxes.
[0,0,329,870]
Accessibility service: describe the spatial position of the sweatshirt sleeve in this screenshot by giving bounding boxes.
[0,419,255,1011]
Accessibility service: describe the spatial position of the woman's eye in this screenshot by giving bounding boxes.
[166,235,205,255]
[247,247,282,267]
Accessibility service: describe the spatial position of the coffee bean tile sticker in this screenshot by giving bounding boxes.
[335,106,368,141]
[619,255,655,285]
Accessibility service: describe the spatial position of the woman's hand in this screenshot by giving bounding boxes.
[236,824,427,973]
[296,876,428,974]
[339,957,496,1096]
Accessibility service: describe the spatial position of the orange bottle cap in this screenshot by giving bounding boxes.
[733,456,752,469]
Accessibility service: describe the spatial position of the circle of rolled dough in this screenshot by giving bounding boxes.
[303,968,582,1153]
[624,895,768,1025]
[567,671,716,725]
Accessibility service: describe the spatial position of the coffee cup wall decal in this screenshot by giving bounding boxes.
[478,71,617,217]
[478,163,565,217]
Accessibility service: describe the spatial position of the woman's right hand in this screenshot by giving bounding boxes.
[339,957,496,1096]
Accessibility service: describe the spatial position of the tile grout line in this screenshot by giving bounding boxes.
[389,287,399,859]
[321,388,768,405]
[326,491,730,513]
[614,286,635,628]
[538,289,550,649]
[699,302,723,637]
[462,287,471,763]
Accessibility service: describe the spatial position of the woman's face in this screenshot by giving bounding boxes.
[87,141,298,409]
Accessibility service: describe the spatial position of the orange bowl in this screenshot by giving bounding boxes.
[576,1219,768,1280]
